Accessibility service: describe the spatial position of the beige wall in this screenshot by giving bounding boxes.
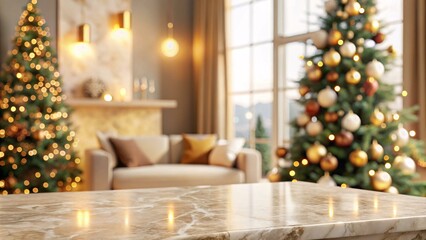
[0,0,195,135]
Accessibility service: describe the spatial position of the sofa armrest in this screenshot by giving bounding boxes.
[86,149,114,191]
[236,148,262,183]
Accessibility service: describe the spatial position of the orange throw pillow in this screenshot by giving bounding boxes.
[180,134,217,164]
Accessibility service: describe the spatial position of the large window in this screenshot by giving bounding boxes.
[226,0,403,174]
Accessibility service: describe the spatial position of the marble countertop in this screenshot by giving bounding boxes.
[1,182,425,239]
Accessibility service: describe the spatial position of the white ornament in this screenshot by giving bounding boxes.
[317,174,337,187]
[342,112,361,132]
[306,121,323,136]
[364,39,376,48]
[391,127,410,147]
[340,41,357,57]
[318,87,338,108]
[394,155,416,175]
[366,59,385,79]
[312,30,328,49]
[297,113,311,127]
[385,186,399,194]
[324,0,337,14]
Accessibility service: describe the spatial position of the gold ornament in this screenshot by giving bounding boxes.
[328,29,342,46]
[297,113,310,127]
[367,6,377,15]
[320,154,338,172]
[349,149,368,167]
[345,68,361,85]
[267,167,281,182]
[323,49,341,67]
[370,140,384,161]
[306,121,323,136]
[318,87,338,108]
[345,0,361,16]
[391,126,410,147]
[371,169,392,191]
[365,19,380,33]
[385,186,399,194]
[306,142,327,164]
[32,130,44,141]
[370,109,385,126]
[393,155,416,175]
[356,38,365,46]
[307,67,322,82]
[347,31,355,39]
[299,85,310,96]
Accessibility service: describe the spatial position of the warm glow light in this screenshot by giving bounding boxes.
[293,161,300,167]
[369,170,375,176]
[70,42,92,58]
[385,163,392,169]
[353,54,360,61]
[341,183,347,188]
[359,8,365,14]
[401,90,408,97]
[338,40,344,45]
[161,38,179,57]
[78,24,91,43]
[384,155,390,161]
[301,159,309,165]
[119,88,127,101]
[409,130,416,137]
[289,170,296,177]
[317,61,324,67]
[168,203,175,231]
[306,61,313,67]
[334,86,341,92]
[328,134,335,141]
[103,94,113,102]
[393,146,400,152]
[328,197,334,219]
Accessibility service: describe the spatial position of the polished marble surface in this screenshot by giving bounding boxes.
[0,182,425,239]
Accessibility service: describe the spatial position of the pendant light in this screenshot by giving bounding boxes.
[116,10,131,30]
[161,0,179,57]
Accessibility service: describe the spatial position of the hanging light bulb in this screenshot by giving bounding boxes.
[162,22,179,57]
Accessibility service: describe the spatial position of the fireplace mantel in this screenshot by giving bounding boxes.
[67,99,177,109]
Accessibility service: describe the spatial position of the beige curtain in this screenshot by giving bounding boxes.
[193,0,228,138]
[403,1,426,145]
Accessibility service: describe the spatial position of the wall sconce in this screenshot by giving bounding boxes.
[116,11,131,30]
[77,24,91,43]
[161,22,179,57]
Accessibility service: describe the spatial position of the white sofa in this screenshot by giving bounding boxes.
[86,135,262,190]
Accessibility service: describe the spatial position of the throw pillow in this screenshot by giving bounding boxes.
[209,138,245,168]
[109,137,152,167]
[96,131,118,167]
[180,134,217,164]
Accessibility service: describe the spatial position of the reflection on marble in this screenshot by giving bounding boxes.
[0,182,425,239]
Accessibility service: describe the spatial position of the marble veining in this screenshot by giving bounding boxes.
[0,182,425,239]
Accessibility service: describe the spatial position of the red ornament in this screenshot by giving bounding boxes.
[335,131,354,147]
[363,77,379,96]
[325,112,339,123]
[373,32,386,44]
[326,71,339,82]
[305,100,320,117]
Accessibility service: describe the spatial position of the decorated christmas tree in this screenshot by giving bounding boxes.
[282,0,426,196]
[0,0,81,194]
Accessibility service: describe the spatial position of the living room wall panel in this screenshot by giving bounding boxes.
[58,0,132,100]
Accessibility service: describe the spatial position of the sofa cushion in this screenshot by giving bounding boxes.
[180,134,217,164]
[96,131,118,168]
[209,138,245,168]
[131,135,170,164]
[109,138,152,167]
[112,164,245,189]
